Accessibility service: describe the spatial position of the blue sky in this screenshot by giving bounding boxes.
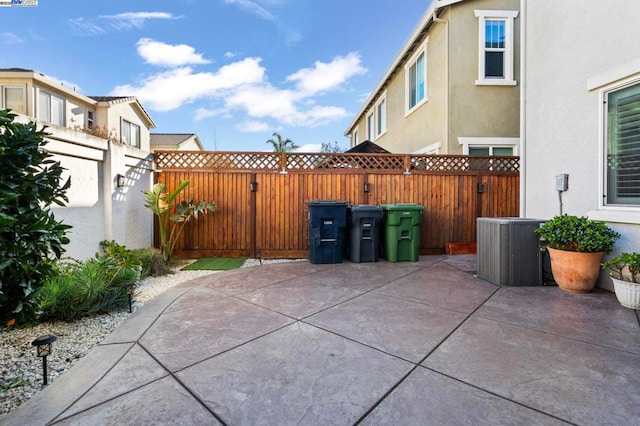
[1,0,432,151]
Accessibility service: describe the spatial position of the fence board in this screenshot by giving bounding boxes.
[155,152,519,259]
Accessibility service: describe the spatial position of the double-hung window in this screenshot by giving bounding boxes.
[605,81,640,206]
[405,39,427,114]
[475,10,518,86]
[38,91,65,126]
[366,111,374,141]
[376,95,386,137]
[352,129,359,146]
[122,119,141,148]
[2,86,26,114]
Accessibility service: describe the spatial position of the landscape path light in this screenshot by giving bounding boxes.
[32,334,56,385]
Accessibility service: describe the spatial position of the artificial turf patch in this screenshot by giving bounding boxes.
[181,257,246,271]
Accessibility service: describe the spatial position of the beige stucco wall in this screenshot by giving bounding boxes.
[448,0,520,148]
[348,0,520,154]
[523,0,640,289]
[106,102,152,152]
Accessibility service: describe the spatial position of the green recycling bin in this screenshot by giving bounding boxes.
[380,203,424,262]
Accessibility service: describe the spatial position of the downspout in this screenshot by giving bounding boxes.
[519,0,527,217]
[433,10,449,153]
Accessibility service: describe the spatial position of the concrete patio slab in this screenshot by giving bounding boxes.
[59,343,168,418]
[374,262,498,313]
[139,297,294,372]
[306,292,467,362]
[423,317,640,425]
[476,286,640,354]
[3,256,639,425]
[236,274,364,319]
[177,322,412,425]
[55,376,219,425]
[361,367,570,425]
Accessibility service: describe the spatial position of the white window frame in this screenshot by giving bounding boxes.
[405,38,428,115]
[458,137,519,155]
[585,60,640,222]
[375,92,387,138]
[2,85,26,114]
[37,90,65,126]
[87,109,95,130]
[475,10,518,86]
[352,129,359,147]
[121,119,141,148]
[366,110,375,141]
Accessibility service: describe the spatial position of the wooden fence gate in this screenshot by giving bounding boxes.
[154,151,520,259]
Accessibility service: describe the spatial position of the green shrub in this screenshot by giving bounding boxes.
[0,110,71,325]
[132,247,173,277]
[37,246,141,321]
[535,215,620,253]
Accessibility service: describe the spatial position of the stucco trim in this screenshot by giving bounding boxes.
[588,210,640,225]
[587,58,640,91]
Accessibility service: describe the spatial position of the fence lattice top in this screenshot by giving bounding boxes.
[154,151,519,174]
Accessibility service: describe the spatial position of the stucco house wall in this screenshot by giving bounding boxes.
[1,69,155,260]
[345,0,520,155]
[522,0,640,289]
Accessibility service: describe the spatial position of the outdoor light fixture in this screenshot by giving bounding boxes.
[363,182,370,193]
[116,174,126,188]
[250,181,258,192]
[125,283,136,313]
[32,335,56,385]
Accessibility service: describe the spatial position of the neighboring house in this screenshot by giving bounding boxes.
[520,1,640,290]
[150,133,204,152]
[345,0,520,156]
[0,68,156,259]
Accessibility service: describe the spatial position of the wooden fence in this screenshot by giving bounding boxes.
[154,151,520,259]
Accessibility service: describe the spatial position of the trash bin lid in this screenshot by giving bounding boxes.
[306,200,349,207]
[379,203,424,211]
[351,204,383,212]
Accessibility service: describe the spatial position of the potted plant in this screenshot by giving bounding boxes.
[602,252,640,309]
[535,215,620,293]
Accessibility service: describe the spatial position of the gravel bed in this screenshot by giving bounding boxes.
[0,258,303,418]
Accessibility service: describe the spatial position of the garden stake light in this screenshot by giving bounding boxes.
[125,283,136,313]
[32,335,56,385]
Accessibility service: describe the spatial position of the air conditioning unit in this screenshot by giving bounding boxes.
[477,218,546,286]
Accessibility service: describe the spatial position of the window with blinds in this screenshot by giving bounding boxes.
[607,82,640,206]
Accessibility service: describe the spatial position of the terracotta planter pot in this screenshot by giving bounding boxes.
[611,277,640,309]
[547,247,604,293]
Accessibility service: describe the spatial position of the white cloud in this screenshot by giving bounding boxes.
[286,52,366,95]
[137,38,210,67]
[295,143,322,153]
[100,12,178,30]
[224,51,238,59]
[224,0,276,22]
[237,120,270,132]
[114,49,363,129]
[2,32,24,44]
[68,11,178,35]
[111,58,265,111]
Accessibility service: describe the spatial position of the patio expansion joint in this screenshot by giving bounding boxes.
[471,312,640,357]
[417,366,577,426]
[353,285,502,424]
[48,342,136,425]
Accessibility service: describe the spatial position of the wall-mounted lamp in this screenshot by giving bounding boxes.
[363,182,370,193]
[32,335,56,385]
[116,174,126,188]
[250,181,258,192]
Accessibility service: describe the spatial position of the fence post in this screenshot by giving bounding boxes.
[404,155,411,175]
[280,152,288,174]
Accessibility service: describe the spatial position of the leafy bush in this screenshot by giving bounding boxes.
[602,252,640,283]
[143,181,216,263]
[131,247,173,277]
[0,110,71,325]
[37,246,141,321]
[535,214,620,253]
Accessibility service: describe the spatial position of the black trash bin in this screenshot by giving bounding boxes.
[307,200,348,264]
[349,205,384,262]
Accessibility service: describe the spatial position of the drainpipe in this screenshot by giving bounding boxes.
[433,10,449,153]
[519,0,527,217]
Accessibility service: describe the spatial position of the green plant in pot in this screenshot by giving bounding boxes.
[602,252,640,309]
[535,215,620,293]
